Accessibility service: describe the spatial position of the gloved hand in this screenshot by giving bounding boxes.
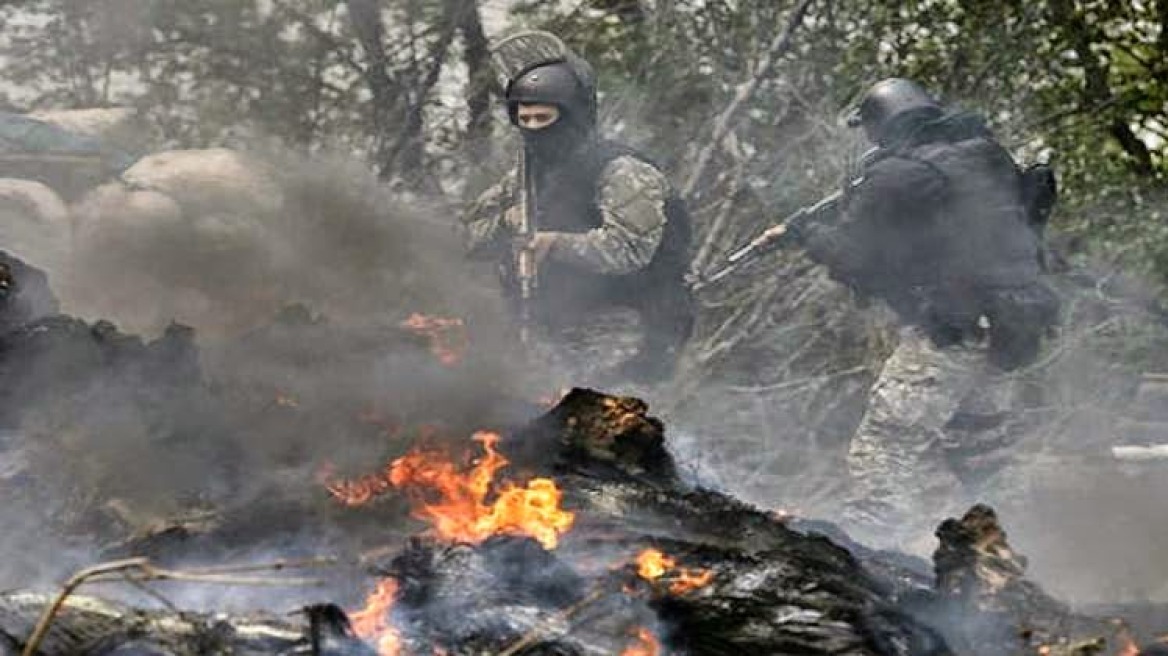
[508,230,558,267]
[780,209,814,244]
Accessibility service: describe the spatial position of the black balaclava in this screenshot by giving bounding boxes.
[506,61,597,167]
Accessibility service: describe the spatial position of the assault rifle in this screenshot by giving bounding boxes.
[694,178,861,290]
[514,145,538,345]
[695,147,1055,290]
[487,31,572,346]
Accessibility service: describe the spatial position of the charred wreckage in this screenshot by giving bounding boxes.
[0,250,1165,656]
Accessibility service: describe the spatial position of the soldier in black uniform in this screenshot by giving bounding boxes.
[784,79,1061,550]
[462,32,693,384]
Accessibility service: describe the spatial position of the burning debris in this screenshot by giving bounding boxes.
[399,313,468,367]
[633,548,714,596]
[622,626,662,656]
[916,504,1151,655]
[0,253,1163,655]
[349,578,403,656]
[327,389,1168,656]
[325,430,575,550]
[1,385,1165,655]
[329,389,949,655]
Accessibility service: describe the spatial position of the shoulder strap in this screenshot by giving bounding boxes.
[890,143,952,183]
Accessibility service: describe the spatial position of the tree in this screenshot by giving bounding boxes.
[0,0,496,194]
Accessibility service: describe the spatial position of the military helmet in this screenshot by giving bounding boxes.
[506,61,596,124]
[490,31,598,127]
[847,78,943,142]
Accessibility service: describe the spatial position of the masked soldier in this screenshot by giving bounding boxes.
[461,32,693,384]
[783,79,1061,551]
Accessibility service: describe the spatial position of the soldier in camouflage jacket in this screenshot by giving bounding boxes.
[461,34,693,385]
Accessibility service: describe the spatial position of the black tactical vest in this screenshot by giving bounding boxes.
[888,130,1059,368]
[520,140,694,370]
[908,137,1042,288]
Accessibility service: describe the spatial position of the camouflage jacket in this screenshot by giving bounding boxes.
[461,142,694,381]
[460,154,670,276]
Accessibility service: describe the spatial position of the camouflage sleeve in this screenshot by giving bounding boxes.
[545,156,668,274]
[459,171,518,259]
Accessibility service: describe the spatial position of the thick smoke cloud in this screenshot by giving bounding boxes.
[61,148,483,335]
[0,145,550,604]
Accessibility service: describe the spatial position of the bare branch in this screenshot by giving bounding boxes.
[690,136,747,273]
[21,556,336,656]
[277,2,367,76]
[382,0,460,189]
[456,0,495,164]
[346,0,407,173]
[346,0,394,102]
[22,558,149,656]
[681,0,815,199]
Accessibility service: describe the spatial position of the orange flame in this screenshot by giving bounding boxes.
[274,390,299,408]
[401,313,468,366]
[323,426,441,506]
[392,432,574,549]
[1116,634,1141,656]
[326,432,575,549]
[635,548,675,580]
[326,462,396,507]
[348,578,403,656]
[621,626,661,656]
[668,569,715,595]
[634,548,714,595]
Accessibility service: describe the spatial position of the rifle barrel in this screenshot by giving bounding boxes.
[695,187,848,290]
